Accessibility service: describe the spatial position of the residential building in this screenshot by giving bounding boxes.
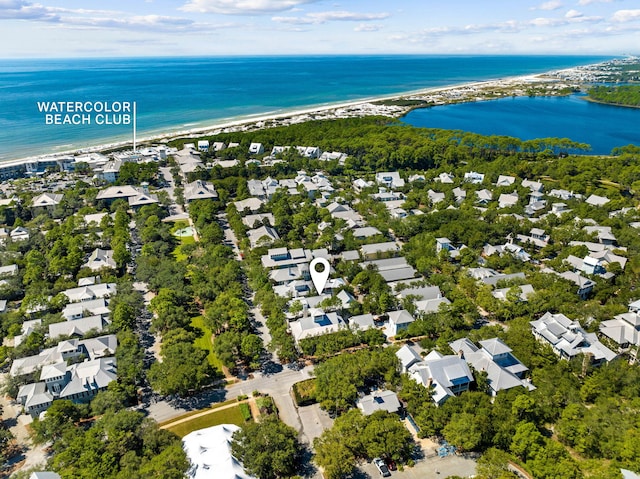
[521,179,543,192]
[427,189,445,204]
[558,271,596,299]
[464,171,484,184]
[599,311,640,357]
[495,175,515,187]
[476,189,493,204]
[436,172,455,184]
[183,180,218,202]
[360,241,400,260]
[84,248,116,271]
[385,309,415,337]
[349,313,375,331]
[247,225,280,248]
[357,390,402,416]
[31,192,63,210]
[449,338,535,396]
[361,257,417,283]
[182,425,256,479]
[249,143,264,155]
[530,312,616,364]
[498,192,519,209]
[585,194,610,206]
[401,349,474,405]
[289,310,345,343]
[375,172,405,189]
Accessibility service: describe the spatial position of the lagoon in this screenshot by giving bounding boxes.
[0,55,609,160]
[401,94,640,155]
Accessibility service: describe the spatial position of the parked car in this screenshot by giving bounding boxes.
[374,457,391,477]
[385,457,397,471]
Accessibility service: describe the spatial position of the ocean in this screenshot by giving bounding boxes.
[0,55,611,161]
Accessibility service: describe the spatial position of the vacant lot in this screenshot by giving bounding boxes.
[160,400,247,438]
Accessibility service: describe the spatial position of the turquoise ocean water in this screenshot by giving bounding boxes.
[0,55,611,160]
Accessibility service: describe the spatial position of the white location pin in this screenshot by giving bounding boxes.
[310,257,330,295]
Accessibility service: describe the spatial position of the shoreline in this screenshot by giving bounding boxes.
[5,61,612,164]
[5,73,563,164]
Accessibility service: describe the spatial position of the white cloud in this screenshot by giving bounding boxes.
[565,9,582,18]
[578,0,615,5]
[534,1,563,10]
[0,0,59,21]
[0,0,233,32]
[354,23,382,32]
[611,9,640,22]
[272,10,389,25]
[530,16,562,26]
[180,0,320,15]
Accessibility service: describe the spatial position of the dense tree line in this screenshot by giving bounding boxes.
[588,84,640,107]
[31,403,189,478]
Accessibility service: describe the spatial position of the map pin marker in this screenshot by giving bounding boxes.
[310,257,330,295]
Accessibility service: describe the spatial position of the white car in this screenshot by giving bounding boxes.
[373,457,391,477]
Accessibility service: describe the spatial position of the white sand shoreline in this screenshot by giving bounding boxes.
[5,70,578,164]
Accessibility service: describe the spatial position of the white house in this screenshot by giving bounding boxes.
[530,312,616,365]
[84,248,116,271]
[182,425,256,479]
[375,172,405,189]
[449,338,535,396]
[385,309,415,337]
[400,349,474,405]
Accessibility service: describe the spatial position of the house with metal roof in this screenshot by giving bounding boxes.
[531,312,616,365]
[449,337,535,396]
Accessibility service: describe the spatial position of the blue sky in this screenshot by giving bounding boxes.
[1,0,639,57]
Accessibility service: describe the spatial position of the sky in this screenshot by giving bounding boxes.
[0,0,639,58]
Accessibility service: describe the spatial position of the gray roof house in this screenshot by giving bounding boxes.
[62,283,117,303]
[183,180,218,202]
[289,310,345,343]
[531,312,616,365]
[396,344,422,373]
[49,315,107,339]
[357,390,401,416]
[247,225,280,248]
[403,350,474,406]
[31,192,63,209]
[349,313,375,331]
[30,471,62,479]
[385,309,415,337]
[84,248,116,271]
[599,311,640,353]
[361,257,417,284]
[449,338,535,396]
[360,241,400,260]
[495,175,516,187]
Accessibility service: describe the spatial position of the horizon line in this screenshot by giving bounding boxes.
[0,52,627,62]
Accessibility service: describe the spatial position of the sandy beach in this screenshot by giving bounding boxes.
[7,69,587,164]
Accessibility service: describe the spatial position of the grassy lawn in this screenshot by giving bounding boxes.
[157,398,239,427]
[172,235,195,262]
[164,404,246,438]
[191,315,223,370]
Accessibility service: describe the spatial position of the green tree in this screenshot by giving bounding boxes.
[231,416,302,479]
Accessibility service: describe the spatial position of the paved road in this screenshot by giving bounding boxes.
[147,365,315,434]
[217,212,243,261]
